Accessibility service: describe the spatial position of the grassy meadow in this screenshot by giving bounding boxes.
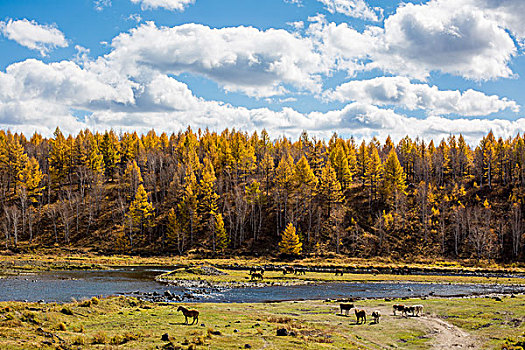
[0,295,524,349]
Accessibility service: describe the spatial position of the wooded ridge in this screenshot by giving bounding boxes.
[1,127,524,261]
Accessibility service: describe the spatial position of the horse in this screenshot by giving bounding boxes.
[249,267,265,275]
[355,309,366,324]
[402,306,415,317]
[335,269,344,276]
[177,306,199,325]
[282,266,295,275]
[411,304,423,316]
[250,272,264,281]
[393,304,405,316]
[371,311,381,323]
[339,303,354,316]
[294,267,307,275]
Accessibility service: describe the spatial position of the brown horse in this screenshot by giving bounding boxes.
[177,306,199,325]
[335,269,344,276]
[371,311,381,323]
[355,309,366,324]
[393,304,405,316]
[339,303,354,316]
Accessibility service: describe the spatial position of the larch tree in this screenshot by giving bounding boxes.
[100,131,121,181]
[199,158,220,242]
[365,145,383,203]
[127,184,155,248]
[166,207,184,254]
[294,155,318,243]
[318,162,345,253]
[278,222,302,255]
[215,212,228,253]
[17,157,44,202]
[48,127,70,188]
[123,160,143,200]
[178,166,199,245]
[383,149,407,210]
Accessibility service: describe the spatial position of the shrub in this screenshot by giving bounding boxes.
[92,331,108,344]
[72,335,86,345]
[60,307,73,315]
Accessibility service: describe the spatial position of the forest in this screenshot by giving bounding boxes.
[1,127,524,262]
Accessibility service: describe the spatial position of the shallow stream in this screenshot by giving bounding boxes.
[1,267,523,303]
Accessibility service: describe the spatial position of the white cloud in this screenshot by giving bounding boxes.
[309,0,517,81]
[0,19,68,56]
[472,0,525,47]
[326,76,520,116]
[1,57,524,145]
[376,0,516,80]
[94,0,112,11]
[317,0,382,21]
[105,22,328,97]
[130,0,195,11]
[0,59,135,108]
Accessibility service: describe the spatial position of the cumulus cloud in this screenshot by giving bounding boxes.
[309,0,518,81]
[472,0,525,46]
[130,0,195,11]
[0,19,68,56]
[317,0,382,21]
[325,76,520,116]
[105,22,327,97]
[1,56,525,144]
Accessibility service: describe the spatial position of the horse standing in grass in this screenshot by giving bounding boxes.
[339,303,354,316]
[393,304,405,316]
[177,306,199,325]
[411,304,423,316]
[355,309,366,324]
[371,311,381,323]
[335,269,344,276]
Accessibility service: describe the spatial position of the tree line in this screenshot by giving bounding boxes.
[1,127,524,261]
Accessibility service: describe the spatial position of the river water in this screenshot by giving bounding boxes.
[1,267,523,303]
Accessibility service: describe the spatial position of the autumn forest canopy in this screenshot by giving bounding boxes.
[1,127,524,262]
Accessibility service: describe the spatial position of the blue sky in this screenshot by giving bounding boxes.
[0,0,524,142]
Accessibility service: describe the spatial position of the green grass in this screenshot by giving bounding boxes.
[0,295,525,349]
[158,266,525,286]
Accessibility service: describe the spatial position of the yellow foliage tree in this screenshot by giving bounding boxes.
[279,223,302,255]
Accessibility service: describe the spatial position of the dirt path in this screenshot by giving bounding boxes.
[417,315,478,349]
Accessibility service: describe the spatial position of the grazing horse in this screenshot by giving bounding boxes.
[250,267,265,275]
[177,306,199,325]
[411,304,423,316]
[393,304,405,316]
[294,267,306,275]
[339,303,354,316]
[335,269,344,276]
[402,306,415,317]
[371,311,381,323]
[355,309,366,324]
[282,266,295,275]
[250,272,264,281]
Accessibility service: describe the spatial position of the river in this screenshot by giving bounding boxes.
[1,267,523,303]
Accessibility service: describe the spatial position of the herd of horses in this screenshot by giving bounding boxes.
[176,302,424,327]
[176,266,425,326]
[340,302,424,325]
